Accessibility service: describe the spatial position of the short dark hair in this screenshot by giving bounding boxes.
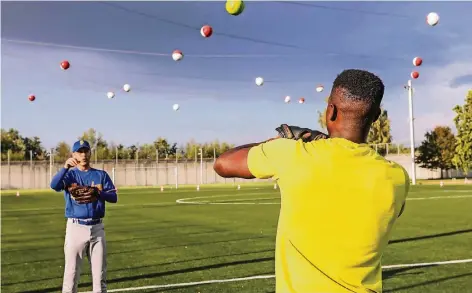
[331,69,384,108]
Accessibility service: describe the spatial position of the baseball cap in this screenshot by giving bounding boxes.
[72,140,91,152]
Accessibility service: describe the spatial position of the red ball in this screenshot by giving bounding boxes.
[28,95,36,102]
[412,57,422,67]
[411,71,420,79]
[60,60,70,70]
[200,25,213,38]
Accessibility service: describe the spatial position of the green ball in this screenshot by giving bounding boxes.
[226,0,245,16]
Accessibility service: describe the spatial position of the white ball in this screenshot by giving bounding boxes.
[284,96,291,103]
[316,85,324,93]
[123,84,131,92]
[255,77,264,86]
[173,104,180,111]
[172,50,183,61]
[107,92,115,99]
[427,12,439,26]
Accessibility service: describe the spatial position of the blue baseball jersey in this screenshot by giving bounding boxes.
[50,167,118,219]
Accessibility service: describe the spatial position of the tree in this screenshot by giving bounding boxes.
[434,126,456,170]
[416,126,456,178]
[1,128,26,154]
[138,143,157,160]
[452,90,472,174]
[184,139,199,159]
[78,128,107,149]
[367,107,392,144]
[55,141,71,162]
[152,137,177,158]
[78,128,109,160]
[317,97,329,130]
[23,136,45,160]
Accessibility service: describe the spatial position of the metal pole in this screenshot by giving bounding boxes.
[213,147,217,183]
[407,79,417,185]
[49,148,53,184]
[156,149,159,186]
[199,148,203,185]
[175,148,179,189]
[115,146,118,165]
[195,146,197,184]
[30,150,34,188]
[7,150,11,188]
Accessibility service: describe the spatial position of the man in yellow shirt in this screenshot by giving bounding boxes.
[213,69,410,293]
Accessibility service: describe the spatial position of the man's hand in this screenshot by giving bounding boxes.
[275,124,328,142]
[64,158,78,169]
[68,185,100,204]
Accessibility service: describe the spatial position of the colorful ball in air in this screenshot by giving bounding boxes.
[123,84,131,92]
[284,96,291,103]
[298,98,305,104]
[201,25,213,38]
[172,50,183,61]
[413,57,422,67]
[411,71,419,79]
[107,92,115,99]
[316,85,324,93]
[426,12,439,26]
[226,0,245,16]
[60,60,70,70]
[28,95,36,102]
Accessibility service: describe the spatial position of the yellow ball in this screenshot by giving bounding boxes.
[226,0,245,16]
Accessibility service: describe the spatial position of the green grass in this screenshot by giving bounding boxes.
[1,183,471,293]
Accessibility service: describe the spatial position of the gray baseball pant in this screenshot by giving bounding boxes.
[62,218,107,293]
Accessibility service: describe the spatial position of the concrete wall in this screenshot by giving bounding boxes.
[384,155,472,180]
[2,156,471,190]
[0,159,267,190]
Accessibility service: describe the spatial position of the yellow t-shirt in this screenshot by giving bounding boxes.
[247,138,410,293]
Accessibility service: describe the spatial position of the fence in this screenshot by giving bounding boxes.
[1,153,471,190]
[0,158,269,190]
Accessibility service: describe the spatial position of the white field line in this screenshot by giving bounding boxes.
[407,195,472,200]
[176,194,472,205]
[3,192,270,212]
[4,191,470,212]
[80,258,472,293]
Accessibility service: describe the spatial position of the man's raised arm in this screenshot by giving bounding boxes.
[213,142,263,179]
[214,137,296,180]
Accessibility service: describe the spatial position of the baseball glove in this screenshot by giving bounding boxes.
[275,124,329,142]
[68,185,100,204]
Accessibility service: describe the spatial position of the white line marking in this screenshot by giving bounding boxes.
[407,195,472,200]
[80,258,472,293]
[176,194,472,205]
[382,258,472,269]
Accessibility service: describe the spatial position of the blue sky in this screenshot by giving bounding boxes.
[2,1,472,149]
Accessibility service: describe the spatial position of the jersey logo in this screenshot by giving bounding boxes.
[91,181,103,191]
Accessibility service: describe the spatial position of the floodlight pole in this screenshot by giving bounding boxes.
[406,79,417,185]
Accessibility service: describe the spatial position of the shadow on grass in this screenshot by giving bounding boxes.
[19,257,275,293]
[384,272,472,292]
[2,249,275,287]
[389,229,472,244]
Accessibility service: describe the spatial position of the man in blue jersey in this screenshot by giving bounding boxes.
[50,139,118,293]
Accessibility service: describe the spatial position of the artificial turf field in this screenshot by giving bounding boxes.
[1,181,471,293]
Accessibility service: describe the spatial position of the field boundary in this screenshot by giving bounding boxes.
[80,258,472,293]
